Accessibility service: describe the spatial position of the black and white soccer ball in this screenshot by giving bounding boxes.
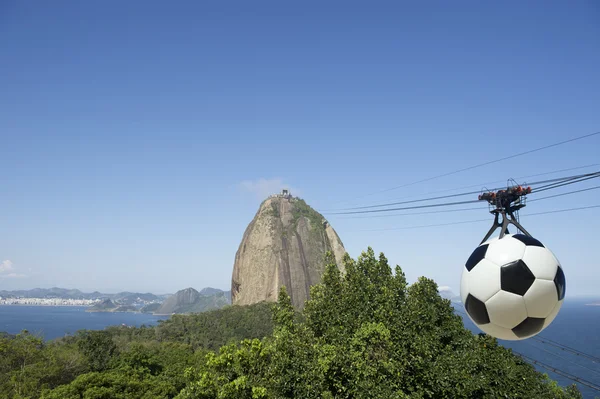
[460,233,566,340]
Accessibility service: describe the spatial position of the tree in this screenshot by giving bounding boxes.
[179,247,582,399]
[76,330,117,372]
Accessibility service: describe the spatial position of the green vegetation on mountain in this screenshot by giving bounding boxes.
[290,197,323,229]
[154,301,274,351]
[0,248,583,399]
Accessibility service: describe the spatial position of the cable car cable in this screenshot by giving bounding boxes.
[352,205,600,232]
[344,163,600,207]
[531,173,600,194]
[513,352,600,392]
[324,199,483,215]
[335,205,487,219]
[529,185,600,203]
[334,187,600,220]
[323,175,599,216]
[531,336,600,364]
[322,171,600,212]
[525,341,600,377]
[330,131,600,205]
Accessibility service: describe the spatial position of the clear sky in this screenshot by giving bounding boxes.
[1,1,599,296]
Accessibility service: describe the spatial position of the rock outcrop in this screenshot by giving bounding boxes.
[231,193,347,308]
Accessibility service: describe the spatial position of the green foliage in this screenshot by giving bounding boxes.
[270,202,280,218]
[40,368,178,399]
[0,248,583,399]
[77,330,118,372]
[290,198,324,229]
[0,331,87,399]
[155,302,274,351]
[177,339,271,399]
[263,201,280,219]
[0,301,273,399]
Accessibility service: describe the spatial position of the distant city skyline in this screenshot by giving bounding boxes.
[1,1,599,296]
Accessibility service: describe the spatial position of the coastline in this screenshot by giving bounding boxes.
[0,304,91,307]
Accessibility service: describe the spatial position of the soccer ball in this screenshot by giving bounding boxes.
[460,234,566,340]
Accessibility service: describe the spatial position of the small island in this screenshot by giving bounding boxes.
[585,301,600,306]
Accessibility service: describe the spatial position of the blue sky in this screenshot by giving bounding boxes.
[1,1,599,296]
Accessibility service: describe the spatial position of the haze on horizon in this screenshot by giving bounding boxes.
[1,1,599,296]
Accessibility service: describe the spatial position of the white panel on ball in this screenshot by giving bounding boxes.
[485,290,528,329]
[464,259,501,302]
[485,235,526,266]
[478,322,518,341]
[523,279,559,318]
[521,246,559,280]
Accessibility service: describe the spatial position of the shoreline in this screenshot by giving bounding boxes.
[0,304,92,307]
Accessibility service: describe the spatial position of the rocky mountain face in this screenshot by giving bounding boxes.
[231,193,347,308]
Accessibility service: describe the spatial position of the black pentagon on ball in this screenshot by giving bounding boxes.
[512,234,544,248]
[554,265,566,300]
[512,317,545,338]
[465,244,488,272]
[500,260,536,296]
[465,294,490,325]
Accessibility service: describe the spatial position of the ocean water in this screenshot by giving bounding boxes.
[1,301,599,397]
[0,305,169,340]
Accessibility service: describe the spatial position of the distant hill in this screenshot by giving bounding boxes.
[87,299,117,312]
[0,287,165,302]
[87,300,141,313]
[111,292,162,305]
[199,287,224,296]
[199,287,232,301]
[154,287,230,315]
[0,286,230,313]
[0,287,97,300]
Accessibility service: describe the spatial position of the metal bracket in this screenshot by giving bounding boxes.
[479,210,532,245]
[478,183,533,245]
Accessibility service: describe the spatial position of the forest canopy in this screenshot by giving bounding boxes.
[0,248,582,399]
